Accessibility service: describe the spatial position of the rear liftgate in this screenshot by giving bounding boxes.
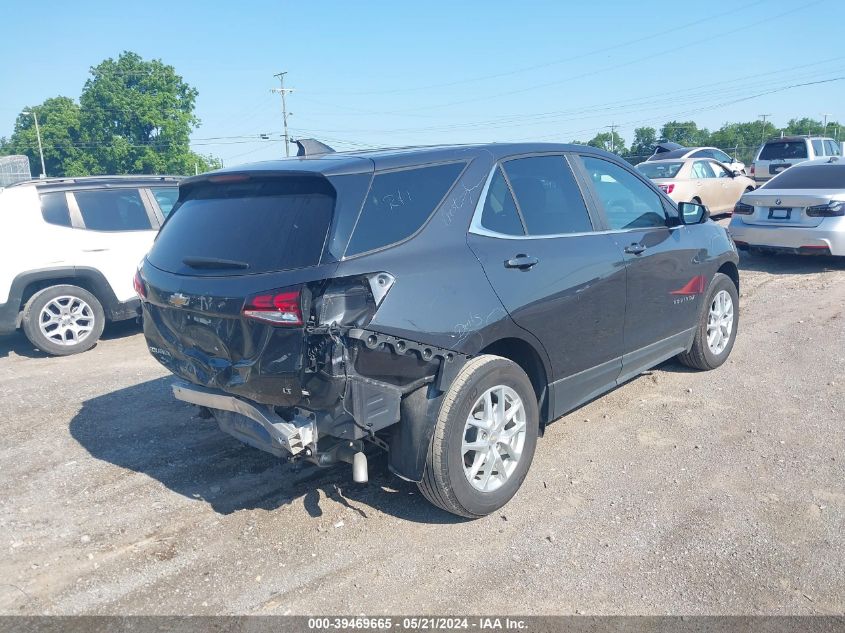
[170,272,468,483]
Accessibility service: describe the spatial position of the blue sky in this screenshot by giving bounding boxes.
[2,0,844,166]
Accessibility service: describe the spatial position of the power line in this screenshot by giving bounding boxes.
[303,0,770,97]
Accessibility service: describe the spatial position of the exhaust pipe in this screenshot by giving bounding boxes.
[352,451,368,484]
[335,441,369,483]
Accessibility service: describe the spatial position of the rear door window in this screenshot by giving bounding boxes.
[501,155,592,235]
[480,167,524,235]
[710,162,730,178]
[581,155,667,230]
[151,187,179,217]
[759,141,808,160]
[40,191,72,227]
[148,176,336,276]
[691,161,715,178]
[74,188,152,231]
[345,162,464,256]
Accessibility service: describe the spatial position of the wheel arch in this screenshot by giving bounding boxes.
[717,260,739,293]
[479,336,551,431]
[12,267,128,324]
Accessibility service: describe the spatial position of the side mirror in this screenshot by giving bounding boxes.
[678,201,709,225]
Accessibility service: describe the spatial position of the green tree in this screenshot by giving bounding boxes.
[708,121,778,166]
[782,117,822,136]
[79,51,217,174]
[587,131,627,155]
[1,97,86,177]
[628,126,657,163]
[659,120,710,147]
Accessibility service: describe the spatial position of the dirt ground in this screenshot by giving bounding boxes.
[1,248,844,616]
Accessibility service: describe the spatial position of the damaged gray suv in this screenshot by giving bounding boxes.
[137,141,740,518]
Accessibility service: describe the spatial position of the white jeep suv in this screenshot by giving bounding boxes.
[0,176,179,355]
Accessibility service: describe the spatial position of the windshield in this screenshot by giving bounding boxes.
[762,164,845,189]
[148,175,336,276]
[759,141,808,161]
[636,162,684,179]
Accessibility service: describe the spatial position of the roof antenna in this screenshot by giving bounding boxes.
[293,138,335,157]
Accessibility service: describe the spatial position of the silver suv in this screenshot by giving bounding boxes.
[751,135,842,184]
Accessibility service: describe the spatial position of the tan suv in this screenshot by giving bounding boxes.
[637,158,755,215]
[751,135,842,184]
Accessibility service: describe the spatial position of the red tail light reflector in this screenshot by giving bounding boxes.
[243,288,303,325]
[133,269,147,299]
[658,183,675,194]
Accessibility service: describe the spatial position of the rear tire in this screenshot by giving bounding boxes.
[418,355,539,518]
[21,285,105,356]
[677,273,738,371]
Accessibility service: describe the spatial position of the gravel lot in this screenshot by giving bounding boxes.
[1,249,844,616]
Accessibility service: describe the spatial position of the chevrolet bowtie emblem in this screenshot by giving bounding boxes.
[168,293,189,308]
[775,198,782,205]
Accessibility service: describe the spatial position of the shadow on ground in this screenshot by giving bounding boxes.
[69,376,462,525]
[0,320,142,359]
[738,250,845,275]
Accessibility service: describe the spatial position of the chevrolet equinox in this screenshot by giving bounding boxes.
[137,141,740,518]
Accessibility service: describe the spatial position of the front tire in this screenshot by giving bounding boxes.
[21,285,105,356]
[677,273,738,371]
[418,355,539,518]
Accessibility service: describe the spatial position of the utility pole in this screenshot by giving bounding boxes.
[21,109,46,178]
[272,72,294,157]
[758,114,771,144]
[607,123,618,154]
[821,113,832,137]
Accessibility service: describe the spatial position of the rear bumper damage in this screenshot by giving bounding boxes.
[167,326,469,482]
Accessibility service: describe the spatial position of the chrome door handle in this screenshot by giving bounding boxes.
[624,243,646,255]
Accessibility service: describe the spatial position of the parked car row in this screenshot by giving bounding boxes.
[636,136,843,221]
[0,138,839,518]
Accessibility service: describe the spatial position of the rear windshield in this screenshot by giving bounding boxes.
[636,162,684,179]
[759,141,808,161]
[148,176,335,276]
[762,164,845,189]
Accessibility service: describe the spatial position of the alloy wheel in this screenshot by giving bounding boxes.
[462,385,527,492]
[706,289,734,355]
[38,296,95,346]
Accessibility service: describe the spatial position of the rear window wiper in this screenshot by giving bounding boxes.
[182,256,250,270]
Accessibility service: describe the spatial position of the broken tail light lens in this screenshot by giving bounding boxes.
[806,201,845,217]
[733,202,754,215]
[243,288,303,325]
[658,183,675,194]
[133,269,147,299]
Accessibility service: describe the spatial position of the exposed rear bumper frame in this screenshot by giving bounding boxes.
[172,381,316,456]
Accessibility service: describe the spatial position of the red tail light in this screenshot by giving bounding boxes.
[243,288,303,325]
[658,183,675,194]
[133,269,147,299]
[750,164,755,176]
